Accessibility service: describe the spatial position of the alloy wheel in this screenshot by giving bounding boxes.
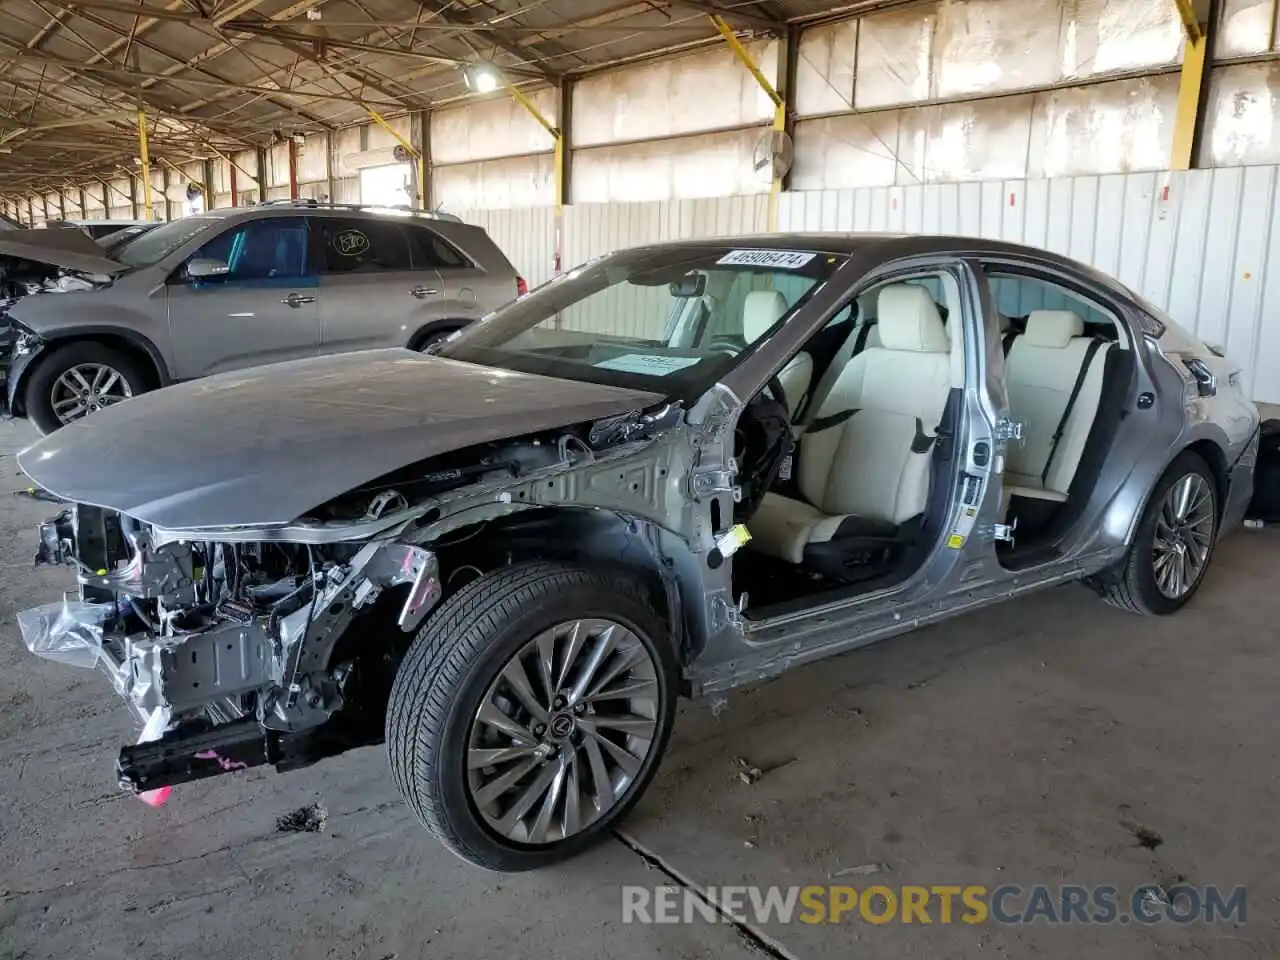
[1151,472,1215,599]
[466,618,661,845]
[50,363,133,424]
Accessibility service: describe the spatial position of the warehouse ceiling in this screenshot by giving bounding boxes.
[0,0,856,194]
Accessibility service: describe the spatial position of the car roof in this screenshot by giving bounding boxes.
[235,201,465,224]
[616,232,1119,282]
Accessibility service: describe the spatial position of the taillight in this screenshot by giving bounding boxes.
[516,275,529,297]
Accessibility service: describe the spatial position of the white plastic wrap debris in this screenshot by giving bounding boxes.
[136,705,174,808]
[16,597,112,668]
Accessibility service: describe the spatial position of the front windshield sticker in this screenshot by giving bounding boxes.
[716,249,816,269]
[593,353,703,376]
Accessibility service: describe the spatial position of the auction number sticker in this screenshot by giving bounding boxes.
[717,249,816,269]
[594,353,702,376]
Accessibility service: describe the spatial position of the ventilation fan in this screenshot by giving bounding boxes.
[752,129,794,181]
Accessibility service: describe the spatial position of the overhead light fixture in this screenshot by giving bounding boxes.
[462,63,500,94]
[305,7,321,19]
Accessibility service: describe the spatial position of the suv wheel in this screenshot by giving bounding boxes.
[386,561,677,871]
[1093,450,1219,615]
[25,342,150,434]
[413,327,459,353]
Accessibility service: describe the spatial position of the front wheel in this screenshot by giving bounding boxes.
[386,562,677,871]
[1094,450,1219,615]
[24,342,150,434]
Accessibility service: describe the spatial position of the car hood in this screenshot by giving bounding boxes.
[0,228,127,275]
[18,349,664,530]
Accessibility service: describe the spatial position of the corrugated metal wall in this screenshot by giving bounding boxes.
[462,206,558,287]
[458,163,1280,404]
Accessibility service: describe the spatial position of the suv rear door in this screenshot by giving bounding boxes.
[409,221,516,320]
[166,215,320,378]
[314,216,435,353]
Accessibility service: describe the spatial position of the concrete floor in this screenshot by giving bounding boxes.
[1,418,1277,960]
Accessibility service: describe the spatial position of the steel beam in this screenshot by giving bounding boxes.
[287,137,299,200]
[44,2,334,129]
[412,0,562,80]
[221,20,548,79]
[668,1,783,33]
[256,147,269,203]
[2,51,406,106]
[30,0,272,106]
[412,110,431,209]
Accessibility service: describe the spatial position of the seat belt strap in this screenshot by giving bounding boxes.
[1041,338,1104,485]
[852,320,876,357]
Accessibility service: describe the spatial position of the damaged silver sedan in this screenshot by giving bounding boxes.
[15,234,1259,871]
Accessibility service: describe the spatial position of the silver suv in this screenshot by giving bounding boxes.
[0,201,524,433]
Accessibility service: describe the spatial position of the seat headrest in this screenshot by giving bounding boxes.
[1024,310,1084,348]
[743,289,789,342]
[876,284,949,353]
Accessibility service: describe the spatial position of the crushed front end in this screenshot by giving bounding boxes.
[18,504,442,796]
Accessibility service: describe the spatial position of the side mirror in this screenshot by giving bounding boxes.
[186,258,230,280]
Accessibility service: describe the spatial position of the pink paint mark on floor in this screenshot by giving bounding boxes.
[137,786,172,807]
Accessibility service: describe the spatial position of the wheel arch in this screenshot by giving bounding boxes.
[407,318,471,350]
[12,328,168,415]
[1184,438,1229,521]
[1122,435,1231,547]
[429,506,703,674]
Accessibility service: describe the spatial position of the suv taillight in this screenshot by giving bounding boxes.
[516,275,529,297]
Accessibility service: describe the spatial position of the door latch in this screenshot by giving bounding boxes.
[979,517,1017,545]
[281,293,316,308]
[994,417,1025,445]
[690,467,742,502]
[410,286,441,299]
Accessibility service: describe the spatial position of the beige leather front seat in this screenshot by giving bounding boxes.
[749,284,953,565]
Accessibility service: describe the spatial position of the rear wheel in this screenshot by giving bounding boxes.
[386,561,677,871]
[1095,451,1218,615]
[25,342,150,434]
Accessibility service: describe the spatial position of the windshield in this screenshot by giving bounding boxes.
[112,215,222,268]
[440,245,846,397]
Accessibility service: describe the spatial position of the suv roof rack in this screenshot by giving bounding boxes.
[250,198,463,222]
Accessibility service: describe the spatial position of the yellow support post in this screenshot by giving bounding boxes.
[365,108,426,210]
[1170,0,1212,170]
[710,15,787,230]
[136,107,153,221]
[503,80,564,208]
[502,78,567,272]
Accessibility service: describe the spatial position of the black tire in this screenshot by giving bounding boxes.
[412,326,461,353]
[24,341,151,435]
[1094,450,1219,615]
[386,561,678,871]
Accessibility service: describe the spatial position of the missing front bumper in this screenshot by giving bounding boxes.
[17,503,447,793]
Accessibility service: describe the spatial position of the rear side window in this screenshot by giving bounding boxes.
[407,225,470,269]
[315,218,412,274]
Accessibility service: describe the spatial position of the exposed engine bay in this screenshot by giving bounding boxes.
[17,399,754,795]
[1,254,104,305]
